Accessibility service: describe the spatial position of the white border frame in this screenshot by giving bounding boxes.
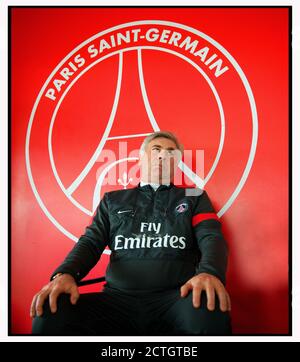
[1,0,298,343]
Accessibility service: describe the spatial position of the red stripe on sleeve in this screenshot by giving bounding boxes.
[192,213,219,227]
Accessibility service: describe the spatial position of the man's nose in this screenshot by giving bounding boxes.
[158,150,169,160]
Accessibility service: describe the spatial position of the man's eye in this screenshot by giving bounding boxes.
[166,150,176,157]
[152,148,160,152]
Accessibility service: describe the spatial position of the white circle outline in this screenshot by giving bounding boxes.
[26,20,258,243]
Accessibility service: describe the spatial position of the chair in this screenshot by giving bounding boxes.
[77,276,106,287]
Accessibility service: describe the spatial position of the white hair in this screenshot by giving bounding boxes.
[139,131,183,156]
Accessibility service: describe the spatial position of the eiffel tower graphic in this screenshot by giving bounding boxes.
[49,49,206,222]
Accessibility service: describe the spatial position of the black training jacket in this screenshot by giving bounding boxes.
[51,183,228,292]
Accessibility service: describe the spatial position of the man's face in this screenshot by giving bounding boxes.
[139,137,181,184]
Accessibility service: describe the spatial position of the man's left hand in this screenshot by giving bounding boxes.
[180,273,231,312]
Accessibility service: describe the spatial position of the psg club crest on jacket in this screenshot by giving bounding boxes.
[175,203,188,214]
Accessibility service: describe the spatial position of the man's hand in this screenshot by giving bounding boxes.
[180,273,231,312]
[30,273,80,318]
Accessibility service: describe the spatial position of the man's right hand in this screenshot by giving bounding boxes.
[30,273,80,318]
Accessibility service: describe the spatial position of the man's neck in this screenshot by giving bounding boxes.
[140,180,170,191]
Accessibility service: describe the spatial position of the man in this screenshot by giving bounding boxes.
[31,131,231,335]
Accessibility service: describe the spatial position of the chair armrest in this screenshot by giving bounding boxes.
[77,276,106,287]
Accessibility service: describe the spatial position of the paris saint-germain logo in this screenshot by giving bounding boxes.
[26,20,258,255]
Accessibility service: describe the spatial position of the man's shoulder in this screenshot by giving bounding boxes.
[172,185,207,198]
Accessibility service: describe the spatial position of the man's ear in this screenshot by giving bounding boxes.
[174,149,182,165]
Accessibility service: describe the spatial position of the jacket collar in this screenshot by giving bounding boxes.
[138,182,174,192]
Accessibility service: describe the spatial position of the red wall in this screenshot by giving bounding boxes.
[11,7,289,334]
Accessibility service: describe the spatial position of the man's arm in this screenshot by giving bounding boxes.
[30,193,110,318]
[192,190,228,284]
[180,190,230,311]
[51,192,110,282]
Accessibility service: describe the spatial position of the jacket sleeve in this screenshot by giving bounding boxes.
[192,190,228,285]
[50,193,110,282]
